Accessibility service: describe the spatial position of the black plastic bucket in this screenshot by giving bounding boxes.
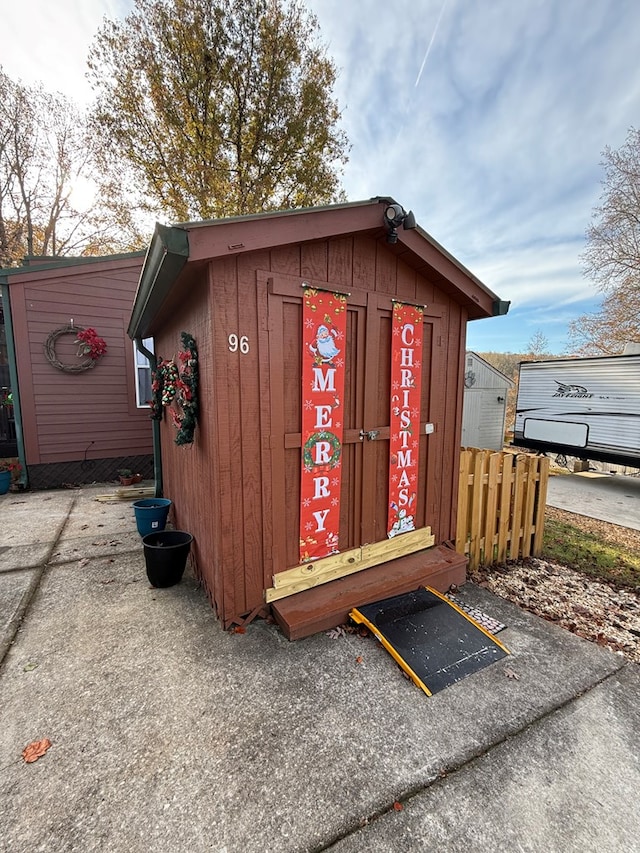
[142,530,193,588]
[133,498,172,537]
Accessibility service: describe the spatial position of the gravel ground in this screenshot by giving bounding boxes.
[469,509,640,665]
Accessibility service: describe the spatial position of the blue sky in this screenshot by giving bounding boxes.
[3,0,640,354]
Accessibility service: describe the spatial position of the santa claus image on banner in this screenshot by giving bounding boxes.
[309,323,340,364]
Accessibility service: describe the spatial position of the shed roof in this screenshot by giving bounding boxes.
[0,251,146,285]
[128,197,509,339]
[466,352,515,387]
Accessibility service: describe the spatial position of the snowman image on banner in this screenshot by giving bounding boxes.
[388,501,416,538]
[309,318,340,364]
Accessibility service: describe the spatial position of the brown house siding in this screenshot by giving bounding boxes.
[7,255,151,483]
[152,235,469,627]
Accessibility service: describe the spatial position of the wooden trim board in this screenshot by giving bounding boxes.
[265,526,435,602]
[271,545,467,640]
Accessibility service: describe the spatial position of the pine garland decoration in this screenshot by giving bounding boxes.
[174,332,199,445]
[146,333,199,445]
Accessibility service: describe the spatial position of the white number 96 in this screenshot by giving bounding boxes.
[228,334,249,354]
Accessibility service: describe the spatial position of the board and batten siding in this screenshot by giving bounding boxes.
[150,235,468,626]
[147,265,221,617]
[8,255,150,465]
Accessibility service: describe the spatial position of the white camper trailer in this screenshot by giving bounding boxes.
[514,354,640,467]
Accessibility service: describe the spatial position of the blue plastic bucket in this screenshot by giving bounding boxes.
[0,470,11,495]
[132,498,172,537]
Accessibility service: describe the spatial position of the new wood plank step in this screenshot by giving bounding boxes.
[271,545,467,641]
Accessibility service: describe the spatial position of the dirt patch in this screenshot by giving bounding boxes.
[470,507,640,665]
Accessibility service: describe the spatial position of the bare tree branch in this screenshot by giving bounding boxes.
[0,67,145,265]
[575,127,640,353]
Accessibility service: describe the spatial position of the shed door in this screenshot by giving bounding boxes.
[264,276,442,577]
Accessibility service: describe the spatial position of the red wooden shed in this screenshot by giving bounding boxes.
[128,198,509,639]
[1,252,152,488]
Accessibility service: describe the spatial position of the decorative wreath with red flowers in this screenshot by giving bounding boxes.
[148,332,199,445]
[44,324,108,373]
[75,327,108,360]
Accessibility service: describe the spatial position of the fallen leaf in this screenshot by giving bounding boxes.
[232,626,246,634]
[23,662,39,672]
[326,627,347,639]
[503,666,520,680]
[355,655,363,664]
[79,559,90,568]
[22,738,52,763]
[393,801,404,811]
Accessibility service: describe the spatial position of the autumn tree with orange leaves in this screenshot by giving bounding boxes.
[87,0,349,223]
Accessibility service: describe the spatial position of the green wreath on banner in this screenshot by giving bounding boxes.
[302,431,341,471]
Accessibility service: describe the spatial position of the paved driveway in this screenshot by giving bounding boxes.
[1,485,639,852]
[546,471,640,530]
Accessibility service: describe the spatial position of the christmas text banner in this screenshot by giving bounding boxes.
[300,287,348,562]
[388,301,424,538]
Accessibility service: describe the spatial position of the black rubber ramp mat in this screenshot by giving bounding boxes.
[350,586,509,696]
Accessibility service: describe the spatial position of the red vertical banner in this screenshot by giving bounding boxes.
[388,301,424,538]
[299,287,348,563]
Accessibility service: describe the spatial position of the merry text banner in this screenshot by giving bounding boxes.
[300,287,347,562]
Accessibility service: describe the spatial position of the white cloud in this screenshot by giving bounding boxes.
[305,0,640,352]
[2,0,130,100]
[4,0,640,354]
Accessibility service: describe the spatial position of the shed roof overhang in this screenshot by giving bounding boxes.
[128,198,509,340]
[0,250,146,287]
[127,224,190,339]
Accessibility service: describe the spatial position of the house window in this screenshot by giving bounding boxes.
[134,338,154,407]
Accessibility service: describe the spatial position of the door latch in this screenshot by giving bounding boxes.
[359,429,380,441]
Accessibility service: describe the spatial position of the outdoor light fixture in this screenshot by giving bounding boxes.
[383,203,417,243]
